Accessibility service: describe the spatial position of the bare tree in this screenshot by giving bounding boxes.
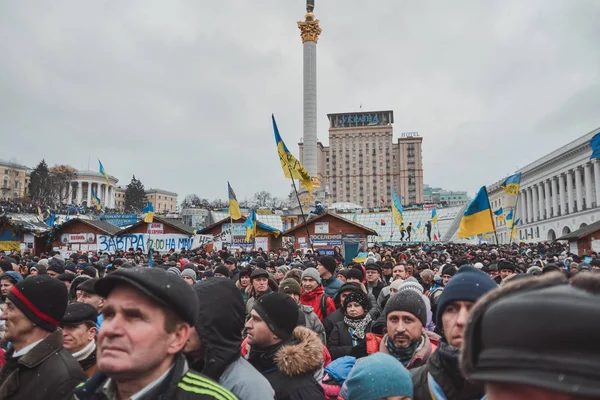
[49,165,76,205]
[252,191,273,208]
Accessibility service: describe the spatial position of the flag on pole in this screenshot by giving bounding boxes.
[501,173,521,195]
[244,209,257,242]
[511,218,520,239]
[431,208,438,224]
[457,186,495,238]
[91,188,103,211]
[272,115,313,194]
[143,201,154,223]
[493,207,505,222]
[505,208,514,225]
[391,185,404,226]
[351,213,358,222]
[590,132,600,160]
[227,181,242,220]
[98,160,111,186]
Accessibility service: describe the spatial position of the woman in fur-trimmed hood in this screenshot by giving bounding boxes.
[246,292,325,400]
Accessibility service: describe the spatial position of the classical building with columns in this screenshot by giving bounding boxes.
[65,170,119,209]
[488,126,600,243]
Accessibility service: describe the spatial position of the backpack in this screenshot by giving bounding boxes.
[320,294,330,319]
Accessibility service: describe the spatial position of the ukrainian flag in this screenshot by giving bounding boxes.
[505,208,514,225]
[431,208,438,224]
[590,132,600,160]
[501,173,521,196]
[244,209,257,242]
[458,186,495,238]
[272,115,313,194]
[510,218,520,239]
[91,188,103,211]
[391,185,404,226]
[143,201,154,223]
[416,221,423,235]
[227,181,242,220]
[98,160,111,186]
[494,207,505,222]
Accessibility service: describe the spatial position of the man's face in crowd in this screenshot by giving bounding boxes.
[77,290,106,311]
[98,285,189,380]
[225,261,235,271]
[500,269,512,279]
[406,265,414,276]
[245,310,278,347]
[382,266,392,277]
[393,265,407,281]
[1,299,36,345]
[252,277,269,293]
[338,290,354,307]
[47,270,59,278]
[240,275,250,288]
[0,279,13,296]
[442,274,453,286]
[266,266,275,274]
[421,273,433,287]
[317,262,329,277]
[365,269,380,284]
[302,277,318,293]
[336,273,347,282]
[386,311,423,349]
[62,322,96,353]
[441,300,473,348]
[275,270,285,281]
[182,276,195,285]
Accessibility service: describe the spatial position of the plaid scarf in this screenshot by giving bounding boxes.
[343,313,372,340]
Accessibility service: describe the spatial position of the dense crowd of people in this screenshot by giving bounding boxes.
[0,240,597,399]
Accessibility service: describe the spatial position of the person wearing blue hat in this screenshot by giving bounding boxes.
[344,352,413,399]
[411,265,497,400]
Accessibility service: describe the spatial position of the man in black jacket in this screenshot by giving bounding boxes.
[73,267,236,400]
[246,292,324,400]
[0,275,86,400]
[411,266,497,400]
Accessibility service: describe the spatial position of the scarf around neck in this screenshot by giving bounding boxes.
[344,314,372,340]
[385,334,423,366]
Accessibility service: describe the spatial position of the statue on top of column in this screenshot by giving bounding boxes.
[305,0,315,21]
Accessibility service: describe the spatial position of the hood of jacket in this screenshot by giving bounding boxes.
[300,286,325,302]
[192,278,246,380]
[275,326,323,377]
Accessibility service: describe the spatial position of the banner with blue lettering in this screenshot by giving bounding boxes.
[97,234,193,253]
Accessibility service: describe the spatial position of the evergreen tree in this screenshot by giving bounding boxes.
[124,175,146,212]
[28,160,53,203]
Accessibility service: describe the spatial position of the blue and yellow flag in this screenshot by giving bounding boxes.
[91,188,103,211]
[494,207,506,222]
[227,181,242,220]
[501,173,521,196]
[505,208,514,224]
[351,213,358,222]
[510,218,520,239]
[244,209,257,242]
[458,186,495,238]
[391,185,404,226]
[416,221,423,235]
[431,208,438,224]
[98,160,111,186]
[272,115,312,194]
[143,201,154,223]
[590,132,600,160]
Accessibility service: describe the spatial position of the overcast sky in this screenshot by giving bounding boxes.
[2,0,599,203]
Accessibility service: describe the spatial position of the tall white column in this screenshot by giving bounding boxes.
[62,184,68,205]
[575,167,584,212]
[584,162,594,209]
[559,173,567,216]
[87,182,92,207]
[567,170,575,214]
[531,185,540,222]
[595,160,600,209]
[544,180,551,219]
[520,190,527,223]
[527,187,534,223]
[551,177,558,217]
[537,184,544,220]
[77,181,83,205]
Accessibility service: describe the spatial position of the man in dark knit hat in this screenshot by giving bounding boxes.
[411,266,497,399]
[461,272,600,400]
[441,264,457,286]
[245,268,272,316]
[61,303,99,378]
[73,267,235,400]
[0,275,86,400]
[246,292,324,399]
[380,290,436,370]
[317,256,343,298]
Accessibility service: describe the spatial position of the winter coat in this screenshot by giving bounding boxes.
[74,353,237,400]
[327,318,373,360]
[322,276,344,298]
[299,304,326,343]
[300,287,336,322]
[366,280,385,301]
[411,341,485,400]
[247,326,325,400]
[323,309,344,339]
[245,287,273,316]
[378,332,438,370]
[0,329,87,400]
[190,278,274,400]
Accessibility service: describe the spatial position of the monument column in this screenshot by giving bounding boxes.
[298,0,321,180]
[77,181,83,205]
[544,180,551,219]
[575,167,584,212]
[584,162,594,209]
[595,159,600,209]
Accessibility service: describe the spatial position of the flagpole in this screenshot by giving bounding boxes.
[287,165,315,253]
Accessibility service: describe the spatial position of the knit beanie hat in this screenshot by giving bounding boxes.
[436,265,498,329]
[277,266,288,275]
[253,292,299,340]
[346,267,364,282]
[167,267,181,276]
[7,275,68,332]
[181,269,197,281]
[399,277,424,295]
[203,270,214,279]
[301,267,321,285]
[343,291,371,312]
[48,263,65,275]
[441,264,457,277]
[526,266,543,275]
[318,256,337,274]
[346,352,413,400]
[82,266,97,278]
[213,265,230,277]
[384,289,427,327]
[0,271,23,285]
[278,278,301,296]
